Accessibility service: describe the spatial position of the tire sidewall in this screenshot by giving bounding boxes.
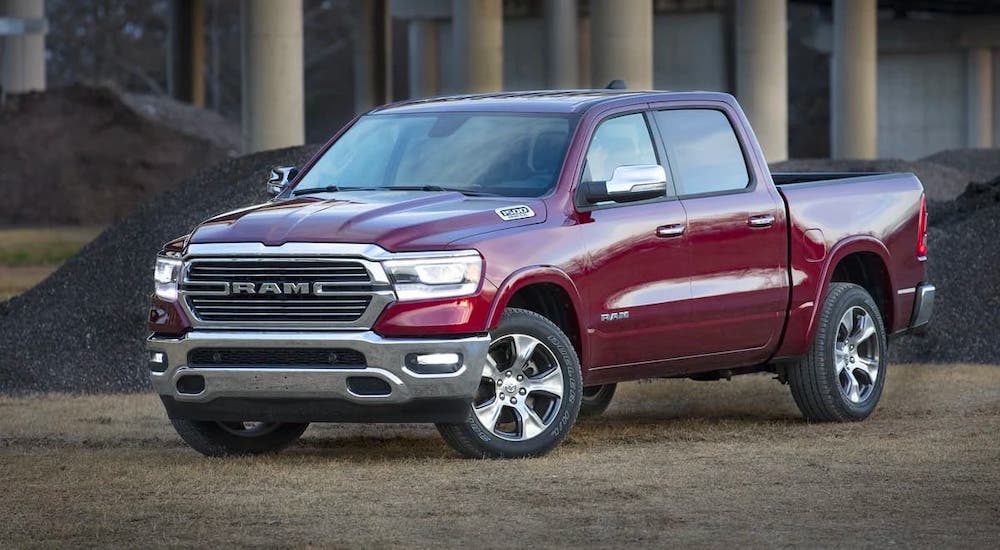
[462,309,582,457]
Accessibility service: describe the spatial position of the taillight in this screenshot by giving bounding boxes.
[917,195,928,258]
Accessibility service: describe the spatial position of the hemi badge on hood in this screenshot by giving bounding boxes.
[495,205,535,221]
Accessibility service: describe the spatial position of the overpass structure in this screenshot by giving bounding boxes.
[1,1,997,161]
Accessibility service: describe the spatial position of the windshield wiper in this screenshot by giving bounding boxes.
[292,185,340,196]
[382,185,498,197]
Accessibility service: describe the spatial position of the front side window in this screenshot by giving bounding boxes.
[653,109,750,196]
[292,113,576,197]
[582,113,658,183]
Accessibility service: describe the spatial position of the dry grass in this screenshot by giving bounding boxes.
[2,364,998,548]
[0,226,103,298]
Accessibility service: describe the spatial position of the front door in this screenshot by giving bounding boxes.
[575,111,692,382]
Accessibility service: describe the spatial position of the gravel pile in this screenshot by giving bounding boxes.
[770,158,972,201]
[921,148,1000,184]
[0,85,232,226]
[894,192,1000,363]
[0,145,320,395]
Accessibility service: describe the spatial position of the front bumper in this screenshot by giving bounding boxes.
[147,330,489,423]
[909,283,935,328]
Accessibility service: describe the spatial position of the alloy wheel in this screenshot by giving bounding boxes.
[473,334,564,441]
[834,306,880,403]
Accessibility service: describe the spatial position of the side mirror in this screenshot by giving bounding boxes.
[267,166,299,198]
[582,165,668,204]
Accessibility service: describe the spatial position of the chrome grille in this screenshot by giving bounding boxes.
[179,257,394,329]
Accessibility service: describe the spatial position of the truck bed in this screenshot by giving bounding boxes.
[771,172,889,187]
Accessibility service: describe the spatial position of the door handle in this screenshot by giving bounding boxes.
[748,214,775,228]
[656,224,686,238]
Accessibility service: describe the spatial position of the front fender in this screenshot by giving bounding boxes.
[486,266,585,331]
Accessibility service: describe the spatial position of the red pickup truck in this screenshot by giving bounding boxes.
[147,90,934,458]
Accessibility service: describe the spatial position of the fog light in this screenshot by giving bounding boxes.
[405,353,462,375]
[149,351,167,373]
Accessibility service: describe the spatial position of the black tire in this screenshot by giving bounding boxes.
[436,308,582,458]
[788,282,888,422]
[170,418,309,457]
[579,384,617,417]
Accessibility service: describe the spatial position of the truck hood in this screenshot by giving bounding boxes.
[187,190,547,251]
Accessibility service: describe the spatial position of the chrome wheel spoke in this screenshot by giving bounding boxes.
[855,356,878,383]
[834,342,849,373]
[844,369,862,403]
[852,313,876,346]
[511,334,540,370]
[474,398,504,432]
[518,405,547,440]
[482,355,502,381]
[526,368,564,398]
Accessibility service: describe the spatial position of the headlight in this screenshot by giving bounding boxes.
[153,256,183,301]
[383,253,483,301]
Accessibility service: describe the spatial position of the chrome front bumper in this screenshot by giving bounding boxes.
[147,330,489,421]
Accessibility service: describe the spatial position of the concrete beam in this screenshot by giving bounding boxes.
[452,0,503,92]
[0,0,45,93]
[241,0,305,153]
[735,0,787,162]
[831,0,877,159]
[590,0,652,89]
[967,48,994,148]
[408,19,440,98]
[544,0,578,89]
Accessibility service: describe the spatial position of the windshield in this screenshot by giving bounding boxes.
[292,112,577,197]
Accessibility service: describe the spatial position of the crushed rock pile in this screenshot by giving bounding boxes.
[0,145,319,394]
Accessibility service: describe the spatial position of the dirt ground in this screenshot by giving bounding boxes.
[0,227,103,299]
[2,364,997,548]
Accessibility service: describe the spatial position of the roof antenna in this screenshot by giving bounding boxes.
[606,79,627,90]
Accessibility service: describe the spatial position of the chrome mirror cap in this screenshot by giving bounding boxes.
[605,165,668,195]
[267,166,299,198]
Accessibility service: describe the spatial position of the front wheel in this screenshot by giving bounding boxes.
[436,308,582,458]
[170,418,309,457]
[788,282,888,422]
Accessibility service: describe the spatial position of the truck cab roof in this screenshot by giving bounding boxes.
[370,89,738,115]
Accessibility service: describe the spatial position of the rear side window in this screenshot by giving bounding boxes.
[582,113,658,183]
[653,109,750,196]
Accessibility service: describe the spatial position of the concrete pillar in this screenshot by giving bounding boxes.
[589,0,652,89]
[354,0,391,113]
[578,15,590,89]
[408,20,439,99]
[167,0,206,106]
[452,0,503,93]
[967,48,994,148]
[241,0,304,153]
[735,0,787,163]
[0,0,45,93]
[544,0,578,88]
[831,0,877,159]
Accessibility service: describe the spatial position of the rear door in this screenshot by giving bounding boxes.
[650,106,788,368]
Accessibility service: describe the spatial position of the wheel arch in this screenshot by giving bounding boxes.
[487,267,586,367]
[809,237,894,339]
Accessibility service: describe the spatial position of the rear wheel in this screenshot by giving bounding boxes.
[436,308,582,458]
[579,384,616,417]
[788,283,887,422]
[170,418,309,457]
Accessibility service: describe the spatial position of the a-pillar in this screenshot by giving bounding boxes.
[408,19,439,99]
[966,48,994,148]
[452,0,503,93]
[544,0,578,89]
[735,0,788,162]
[831,0,877,159]
[0,0,45,93]
[241,0,305,153]
[589,0,652,89]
